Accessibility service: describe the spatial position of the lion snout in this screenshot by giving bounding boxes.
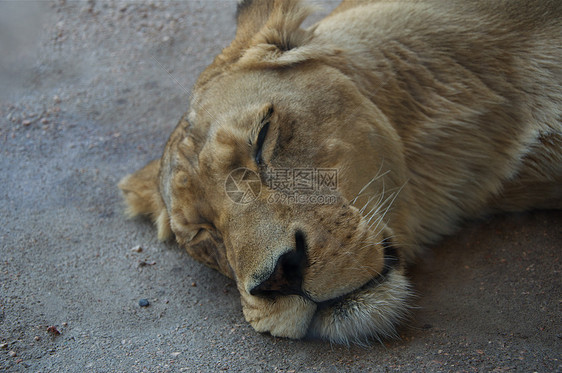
[249,230,309,298]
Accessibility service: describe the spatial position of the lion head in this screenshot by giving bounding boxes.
[119,0,414,344]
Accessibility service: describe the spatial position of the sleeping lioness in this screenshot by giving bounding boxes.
[119,0,562,344]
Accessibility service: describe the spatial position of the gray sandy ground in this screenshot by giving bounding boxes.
[0,1,560,371]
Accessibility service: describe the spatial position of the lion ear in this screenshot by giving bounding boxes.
[235,0,276,40]
[118,159,172,241]
[196,1,316,85]
[234,0,314,54]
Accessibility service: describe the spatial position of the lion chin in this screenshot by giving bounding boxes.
[310,270,411,345]
[119,0,561,344]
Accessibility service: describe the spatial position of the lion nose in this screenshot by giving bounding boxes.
[249,230,308,298]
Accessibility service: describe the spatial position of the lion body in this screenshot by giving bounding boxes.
[120,0,562,343]
[318,0,562,250]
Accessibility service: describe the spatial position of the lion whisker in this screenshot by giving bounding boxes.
[360,184,403,223]
[359,194,379,214]
[363,180,387,220]
[365,191,395,226]
[350,162,388,206]
[369,180,409,235]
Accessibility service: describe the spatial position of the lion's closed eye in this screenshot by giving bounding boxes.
[251,104,275,166]
[255,121,270,165]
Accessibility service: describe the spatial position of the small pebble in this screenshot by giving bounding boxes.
[22,120,31,126]
[0,343,7,349]
[34,336,40,341]
[191,282,197,287]
[131,245,143,253]
[9,350,17,357]
[62,322,68,327]
[47,326,61,336]
[139,298,150,307]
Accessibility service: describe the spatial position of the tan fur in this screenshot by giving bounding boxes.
[119,0,562,344]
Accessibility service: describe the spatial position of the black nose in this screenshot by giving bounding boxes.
[249,230,308,298]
